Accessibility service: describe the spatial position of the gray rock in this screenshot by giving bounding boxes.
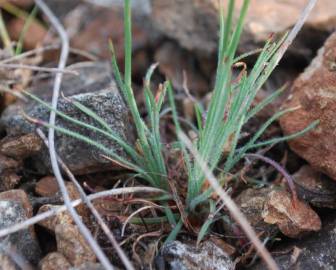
[0,200,41,267]
[0,62,133,175]
[160,240,235,270]
[69,262,105,270]
[251,213,336,270]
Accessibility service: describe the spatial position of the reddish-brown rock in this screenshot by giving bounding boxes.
[8,18,47,50]
[71,5,153,63]
[279,32,336,180]
[262,190,321,238]
[0,133,42,159]
[35,176,60,197]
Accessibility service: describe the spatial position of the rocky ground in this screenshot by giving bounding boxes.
[1,0,336,269]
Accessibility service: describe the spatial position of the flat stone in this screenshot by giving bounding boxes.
[279,32,336,180]
[0,62,133,175]
[159,240,235,270]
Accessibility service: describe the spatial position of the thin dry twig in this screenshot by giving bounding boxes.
[179,132,279,270]
[0,45,58,64]
[34,0,113,268]
[0,186,165,238]
[275,0,317,63]
[0,63,78,75]
[0,44,97,64]
[121,205,162,237]
[132,230,162,267]
[36,128,136,270]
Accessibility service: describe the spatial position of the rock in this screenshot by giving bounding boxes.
[39,252,71,270]
[37,182,90,232]
[155,42,209,95]
[151,0,217,54]
[150,0,335,55]
[71,5,155,62]
[43,0,81,18]
[64,182,89,219]
[41,0,157,78]
[8,17,47,50]
[226,187,320,242]
[0,253,17,270]
[159,240,235,270]
[55,223,96,266]
[224,188,278,245]
[0,133,42,160]
[0,189,33,218]
[0,155,22,191]
[0,200,41,266]
[293,165,336,208]
[69,262,105,270]
[251,213,336,270]
[37,204,74,232]
[208,238,236,257]
[262,190,321,238]
[35,176,59,197]
[0,61,133,175]
[279,32,336,180]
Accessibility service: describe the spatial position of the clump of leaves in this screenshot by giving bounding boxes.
[26,0,317,242]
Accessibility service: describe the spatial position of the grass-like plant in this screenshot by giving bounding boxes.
[25,0,318,242]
